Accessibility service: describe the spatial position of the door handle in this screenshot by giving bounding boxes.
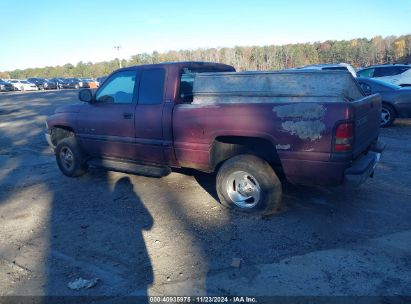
[123,112,133,119]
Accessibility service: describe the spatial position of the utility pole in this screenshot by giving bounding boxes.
[114,45,122,68]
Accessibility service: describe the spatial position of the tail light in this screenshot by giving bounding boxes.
[334,122,353,152]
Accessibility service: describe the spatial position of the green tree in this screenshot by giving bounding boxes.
[2,34,410,77]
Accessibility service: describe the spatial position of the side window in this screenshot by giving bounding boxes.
[357,68,374,78]
[138,69,165,105]
[96,70,136,104]
[398,66,411,74]
[374,67,401,77]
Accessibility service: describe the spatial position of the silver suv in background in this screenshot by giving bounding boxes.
[357,64,411,87]
[294,63,357,77]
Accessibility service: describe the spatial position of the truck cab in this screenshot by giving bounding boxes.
[46,62,234,166]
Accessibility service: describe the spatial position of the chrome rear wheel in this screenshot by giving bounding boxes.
[226,171,261,209]
[216,154,283,215]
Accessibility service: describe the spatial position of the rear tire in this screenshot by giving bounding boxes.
[216,154,283,215]
[55,136,88,177]
[381,104,396,127]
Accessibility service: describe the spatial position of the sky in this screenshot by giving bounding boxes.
[1,0,410,71]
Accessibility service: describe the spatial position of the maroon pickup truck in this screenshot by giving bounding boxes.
[46,61,384,215]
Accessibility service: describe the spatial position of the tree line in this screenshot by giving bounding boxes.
[1,34,410,80]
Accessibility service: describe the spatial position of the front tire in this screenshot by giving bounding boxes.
[381,104,396,127]
[216,154,283,215]
[55,136,88,177]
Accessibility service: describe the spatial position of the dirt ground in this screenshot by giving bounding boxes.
[0,90,410,301]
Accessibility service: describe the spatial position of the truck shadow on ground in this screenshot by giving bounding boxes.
[3,152,411,298]
[45,171,153,301]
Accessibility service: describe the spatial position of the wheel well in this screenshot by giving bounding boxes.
[50,126,75,146]
[211,136,282,171]
[382,102,398,116]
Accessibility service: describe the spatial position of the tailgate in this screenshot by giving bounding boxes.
[351,93,381,158]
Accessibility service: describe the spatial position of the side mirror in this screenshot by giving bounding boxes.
[78,89,93,103]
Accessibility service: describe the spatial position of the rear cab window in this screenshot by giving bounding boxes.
[179,70,196,103]
[322,67,347,71]
[178,67,232,103]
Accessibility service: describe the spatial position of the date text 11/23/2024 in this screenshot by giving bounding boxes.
[149,296,257,303]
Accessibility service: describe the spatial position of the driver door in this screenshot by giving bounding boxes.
[77,70,138,160]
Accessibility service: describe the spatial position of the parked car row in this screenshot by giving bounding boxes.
[356,77,411,127]
[27,78,58,90]
[295,63,411,87]
[294,63,358,77]
[296,63,411,128]
[355,64,411,127]
[0,79,15,92]
[357,64,411,87]
[0,77,103,92]
[6,79,38,91]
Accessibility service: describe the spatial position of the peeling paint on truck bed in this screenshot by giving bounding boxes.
[273,103,327,141]
[281,120,326,141]
[273,103,326,120]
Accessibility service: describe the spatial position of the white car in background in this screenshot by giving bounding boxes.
[357,64,411,87]
[294,63,357,77]
[7,79,39,91]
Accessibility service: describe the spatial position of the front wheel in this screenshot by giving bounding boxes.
[216,154,283,215]
[55,136,88,177]
[381,104,396,127]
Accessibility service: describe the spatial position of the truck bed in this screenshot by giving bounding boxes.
[173,70,381,186]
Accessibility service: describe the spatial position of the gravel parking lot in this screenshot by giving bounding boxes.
[0,90,410,301]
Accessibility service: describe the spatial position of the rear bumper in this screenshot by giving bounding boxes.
[344,141,386,187]
[280,141,385,187]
